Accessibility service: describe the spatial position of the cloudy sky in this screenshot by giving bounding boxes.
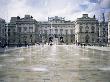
[0,0,110,22]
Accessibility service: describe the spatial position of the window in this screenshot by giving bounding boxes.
[103,33,105,37]
[8,29,10,31]
[30,35,32,38]
[65,29,68,34]
[44,30,47,34]
[29,27,33,32]
[55,29,58,34]
[5,29,6,32]
[92,38,94,42]
[2,29,6,34]
[8,32,10,37]
[79,26,83,32]
[85,26,89,33]
[55,26,57,28]
[85,35,89,43]
[18,27,21,32]
[86,23,88,25]
[103,28,105,31]
[91,26,95,33]
[24,27,27,32]
[24,36,27,41]
[60,29,63,34]
[80,23,82,25]
[103,39,106,42]
[49,29,52,34]
[85,26,89,29]
[70,29,73,34]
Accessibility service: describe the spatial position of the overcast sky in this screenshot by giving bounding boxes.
[0,0,110,22]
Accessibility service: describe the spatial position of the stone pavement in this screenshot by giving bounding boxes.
[85,46,110,51]
[0,45,110,82]
[0,48,5,53]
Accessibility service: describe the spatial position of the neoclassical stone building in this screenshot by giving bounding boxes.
[16,15,39,46]
[39,16,75,44]
[0,14,109,46]
[0,18,7,47]
[8,17,17,46]
[75,14,99,45]
[8,15,39,46]
[99,22,108,45]
[108,14,110,44]
[97,13,108,46]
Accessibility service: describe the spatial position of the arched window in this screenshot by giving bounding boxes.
[85,26,89,29]
[79,26,83,32]
[24,27,27,32]
[85,26,89,33]
[91,26,95,33]
[92,38,95,42]
[65,29,68,34]
[85,35,89,43]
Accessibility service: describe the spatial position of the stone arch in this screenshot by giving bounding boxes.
[91,26,95,33]
[60,36,64,43]
[85,26,89,32]
[85,35,89,43]
[49,37,53,42]
[79,26,83,32]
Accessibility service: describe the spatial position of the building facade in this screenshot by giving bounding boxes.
[0,14,109,46]
[108,14,110,44]
[16,15,39,46]
[39,16,75,44]
[99,23,108,46]
[98,13,108,46]
[75,14,99,45]
[8,17,18,46]
[8,15,39,46]
[0,18,7,47]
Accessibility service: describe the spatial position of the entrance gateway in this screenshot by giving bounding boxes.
[53,38,59,45]
[48,36,64,45]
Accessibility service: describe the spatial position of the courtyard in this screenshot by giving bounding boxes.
[0,45,110,82]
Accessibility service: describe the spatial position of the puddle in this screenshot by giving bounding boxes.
[99,67,110,71]
[15,66,48,72]
[80,57,90,60]
[0,54,9,57]
[0,64,5,68]
[0,45,110,82]
[74,54,79,56]
[30,67,48,72]
[15,58,25,61]
[5,57,25,62]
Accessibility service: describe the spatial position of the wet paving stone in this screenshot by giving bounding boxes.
[0,45,110,82]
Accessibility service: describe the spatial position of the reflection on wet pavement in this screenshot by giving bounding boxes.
[0,45,110,82]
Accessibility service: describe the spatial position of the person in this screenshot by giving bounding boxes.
[50,43,53,46]
[49,41,53,46]
[83,44,86,48]
[80,43,82,47]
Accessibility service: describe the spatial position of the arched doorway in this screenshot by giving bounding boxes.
[49,37,53,42]
[55,34,58,38]
[60,36,64,43]
[85,35,89,43]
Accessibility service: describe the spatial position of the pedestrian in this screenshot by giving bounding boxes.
[80,43,82,47]
[84,44,86,48]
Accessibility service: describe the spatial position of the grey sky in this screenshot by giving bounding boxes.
[0,0,110,22]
